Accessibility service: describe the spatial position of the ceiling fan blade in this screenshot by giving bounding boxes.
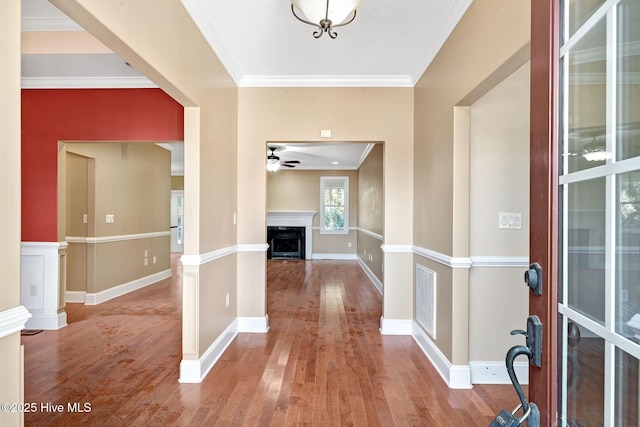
[280,163,296,168]
[282,160,300,164]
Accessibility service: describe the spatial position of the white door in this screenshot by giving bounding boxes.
[170,190,184,253]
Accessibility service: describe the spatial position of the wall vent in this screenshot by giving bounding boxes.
[416,264,436,339]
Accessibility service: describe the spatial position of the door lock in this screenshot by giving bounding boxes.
[524,262,543,295]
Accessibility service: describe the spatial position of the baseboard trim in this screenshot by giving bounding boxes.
[470,361,529,385]
[84,269,171,305]
[25,311,67,331]
[65,291,86,303]
[311,253,357,260]
[356,256,383,294]
[179,319,239,383]
[412,322,472,389]
[379,316,412,335]
[237,316,269,333]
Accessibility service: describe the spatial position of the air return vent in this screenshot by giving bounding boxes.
[416,264,436,339]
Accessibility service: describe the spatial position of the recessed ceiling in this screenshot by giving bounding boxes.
[268,142,375,170]
[21,0,472,88]
[19,0,471,171]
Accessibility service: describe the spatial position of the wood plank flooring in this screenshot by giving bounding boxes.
[23,255,518,426]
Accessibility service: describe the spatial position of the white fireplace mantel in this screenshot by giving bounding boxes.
[267,210,317,258]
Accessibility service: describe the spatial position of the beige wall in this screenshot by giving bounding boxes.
[357,144,384,282]
[468,62,530,362]
[1,1,24,425]
[237,87,413,321]
[171,176,184,190]
[413,0,530,364]
[267,169,358,256]
[51,0,239,364]
[63,142,171,293]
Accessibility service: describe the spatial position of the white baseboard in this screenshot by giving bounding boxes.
[412,322,472,389]
[84,269,171,305]
[25,312,67,330]
[311,253,357,260]
[379,316,412,335]
[356,256,383,294]
[65,291,86,303]
[470,361,529,385]
[237,316,269,333]
[179,319,239,383]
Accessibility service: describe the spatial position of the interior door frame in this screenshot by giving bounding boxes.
[530,0,560,424]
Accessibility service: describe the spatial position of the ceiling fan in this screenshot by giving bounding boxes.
[267,146,300,171]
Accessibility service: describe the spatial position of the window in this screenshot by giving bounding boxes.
[320,176,349,234]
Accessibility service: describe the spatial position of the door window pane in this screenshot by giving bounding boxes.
[567,0,607,38]
[567,17,607,173]
[566,323,605,426]
[616,0,640,161]
[616,172,640,337]
[615,347,639,426]
[568,178,606,324]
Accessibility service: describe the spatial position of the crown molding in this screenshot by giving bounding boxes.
[409,0,473,84]
[21,76,157,89]
[180,0,243,86]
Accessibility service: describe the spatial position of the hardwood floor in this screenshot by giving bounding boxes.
[23,255,518,426]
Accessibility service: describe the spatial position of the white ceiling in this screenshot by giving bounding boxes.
[20,0,471,171]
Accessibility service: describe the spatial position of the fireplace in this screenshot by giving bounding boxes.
[267,226,305,259]
[266,210,316,260]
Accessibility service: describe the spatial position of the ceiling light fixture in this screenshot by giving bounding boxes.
[291,0,362,39]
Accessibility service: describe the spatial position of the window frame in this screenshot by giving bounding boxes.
[319,176,349,235]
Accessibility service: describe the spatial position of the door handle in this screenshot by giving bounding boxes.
[524,262,543,295]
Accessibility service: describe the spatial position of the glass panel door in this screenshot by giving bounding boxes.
[559,0,640,425]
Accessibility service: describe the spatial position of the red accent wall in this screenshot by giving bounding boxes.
[21,88,184,242]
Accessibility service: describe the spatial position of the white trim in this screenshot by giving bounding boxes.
[469,256,530,268]
[379,316,412,335]
[21,242,67,330]
[24,312,67,331]
[237,316,270,333]
[84,269,171,305]
[180,0,243,86]
[21,76,157,89]
[469,361,529,385]
[181,246,237,266]
[0,306,32,339]
[65,291,86,303]
[237,244,269,252]
[380,244,413,253]
[311,253,357,260]
[411,322,472,389]
[356,143,377,168]
[239,74,413,88]
[356,227,383,241]
[412,245,473,269]
[409,0,473,84]
[179,319,239,383]
[357,256,383,294]
[67,231,171,244]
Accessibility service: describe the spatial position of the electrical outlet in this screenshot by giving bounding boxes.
[348,242,352,248]
[153,256,157,264]
[83,214,88,224]
[144,250,148,257]
[30,285,37,297]
[144,258,148,266]
[225,293,230,308]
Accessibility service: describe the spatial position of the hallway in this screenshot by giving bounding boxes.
[23,256,516,426]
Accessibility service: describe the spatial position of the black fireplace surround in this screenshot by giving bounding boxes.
[267,226,305,259]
